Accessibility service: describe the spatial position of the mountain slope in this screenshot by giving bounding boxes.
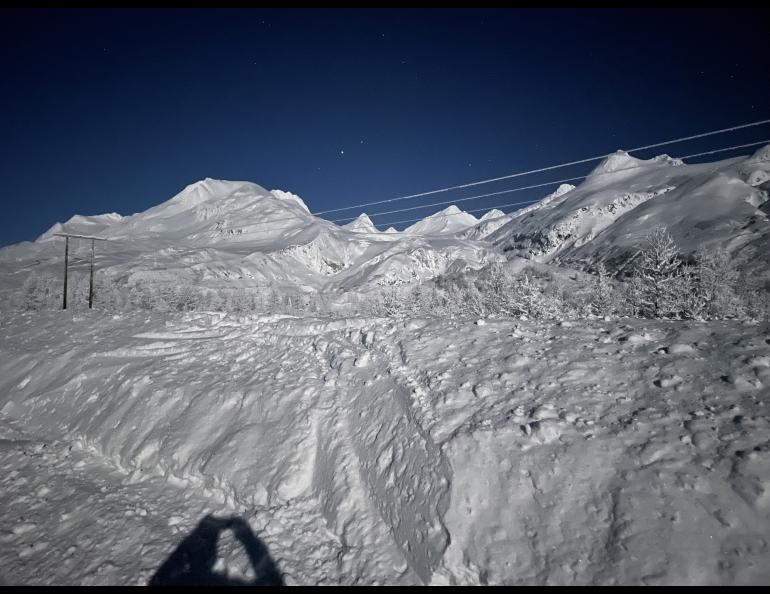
[343,213,380,234]
[404,205,479,236]
[0,179,500,301]
[486,147,770,276]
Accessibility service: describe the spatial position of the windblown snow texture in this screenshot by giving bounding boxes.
[1,311,769,584]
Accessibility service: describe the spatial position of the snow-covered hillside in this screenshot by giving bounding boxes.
[1,310,769,584]
[485,146,770,277]
[1,147,770,586]
[0,179,498,300]
[343,213,380,234]
[458,208,510,240]
[3,144,768,309]
[404,205,479,236]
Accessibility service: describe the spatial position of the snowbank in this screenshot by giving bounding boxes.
[1,311,769,584]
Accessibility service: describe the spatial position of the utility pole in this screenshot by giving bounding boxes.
[89,238,95,309]
[54,233,108,310]
[62,235,69,309]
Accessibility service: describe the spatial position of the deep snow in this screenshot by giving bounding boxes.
[1,145,770,585]
[1,310,769,585]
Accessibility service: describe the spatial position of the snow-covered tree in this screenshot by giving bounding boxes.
[668,263,705,320]
[172,284,198,311]
[591,261,615,316]
[695,247,745,319]
[381,287,402,316]
[20,274,60,310]
[634,226,682,318]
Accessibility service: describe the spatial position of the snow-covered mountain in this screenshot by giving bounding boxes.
[459,207,516,241]
[38,212,125,242]
[403,205,479,235]
[343,213,380,234]
[485,146,770,276]
[479,208,505,222]
[2,144,769,305]
[0,179,499,297]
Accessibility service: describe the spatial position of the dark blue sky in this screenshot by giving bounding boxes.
[1,8,769,245]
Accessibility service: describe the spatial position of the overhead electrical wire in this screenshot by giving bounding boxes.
[313,119,770,217]
[58,133,770,248]
[329,138,770,227]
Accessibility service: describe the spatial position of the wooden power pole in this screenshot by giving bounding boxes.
[62,235,69,309]
[54,233,108,310]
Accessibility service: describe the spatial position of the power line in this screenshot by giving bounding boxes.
[361,139,770,229]
[313,119,770,216]
[67,136,770,245]
[332,138,770,225]
[382,199,542,230]
[330,178,584,224]
[195,137,768,238]
[675,139,770,161]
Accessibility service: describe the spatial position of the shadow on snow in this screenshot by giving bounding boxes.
[149,514,284,586]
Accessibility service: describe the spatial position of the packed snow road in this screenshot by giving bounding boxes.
[1,310,769,585]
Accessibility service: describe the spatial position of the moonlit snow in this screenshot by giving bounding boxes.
[1,145,769,585]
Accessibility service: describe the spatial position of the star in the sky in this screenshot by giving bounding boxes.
[339,150,345,155]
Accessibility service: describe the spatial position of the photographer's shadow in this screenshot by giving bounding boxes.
[149,514,284,586]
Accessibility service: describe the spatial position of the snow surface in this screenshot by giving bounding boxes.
[3,146,768,304]
[2,310,770,585]
[460,185,577,242]
[480,208,506,222]
[342,213,380,234]
[2,146,770,585]
[487,147,770,276]
[0,180,497,298]
[403,205,480,236]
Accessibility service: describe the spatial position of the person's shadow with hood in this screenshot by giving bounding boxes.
[149,514,284,586]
